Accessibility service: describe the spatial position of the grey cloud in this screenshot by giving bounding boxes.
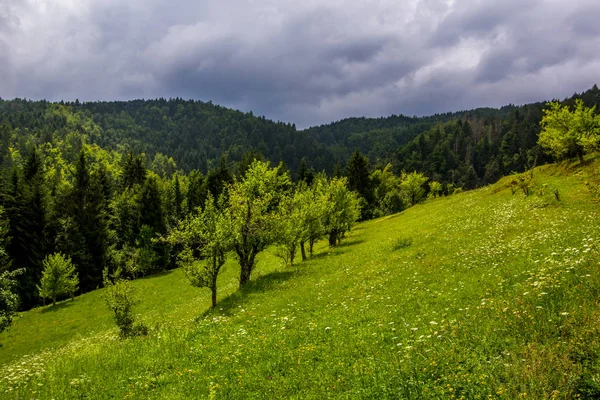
[0,0,599,128]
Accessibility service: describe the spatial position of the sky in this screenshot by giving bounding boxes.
[0,0,599,128]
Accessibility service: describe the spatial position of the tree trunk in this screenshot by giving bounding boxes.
[309,239,314,256]
[289,246,295,266]
[300,242,307,261]
[237,249,257,289]
[329,231,337,247]
[211,284,217,308]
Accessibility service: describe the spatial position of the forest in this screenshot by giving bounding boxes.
[0,85,598,316]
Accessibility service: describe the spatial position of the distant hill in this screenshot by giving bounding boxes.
[1,86,598,179]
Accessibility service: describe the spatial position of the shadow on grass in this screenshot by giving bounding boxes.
[308,249,347,260]
[336,238,366,248]
[139,269,175,281]
[40,300,75,313]
[199,270,298,319]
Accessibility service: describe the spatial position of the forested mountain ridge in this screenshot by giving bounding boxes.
[2,86,598,178]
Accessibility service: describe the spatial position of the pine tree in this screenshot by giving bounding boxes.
[345,150,374,220]
[122,152,147,189]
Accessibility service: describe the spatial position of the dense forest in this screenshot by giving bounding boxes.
[0,85,598,312]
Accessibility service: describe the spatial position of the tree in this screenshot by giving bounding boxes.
[6,162,46,309]
[68,150,108,292]
[170,193,232,307]
[122,152,147,189]
[187,170,207,214]
[345,150,374,220]
[229,160,289,288]
[0,206,22,333]
[38,253,79,305]
[322,177,361,246]
[538,99,600,161]
[0,269,23,334]
[295,181,328,259]
[273,194,305,266]
[428,181,443,199]
[400,171,428,206]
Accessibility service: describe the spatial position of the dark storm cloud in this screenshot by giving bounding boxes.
[0,0,599,127]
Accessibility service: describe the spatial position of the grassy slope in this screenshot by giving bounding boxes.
[2,158,600,399]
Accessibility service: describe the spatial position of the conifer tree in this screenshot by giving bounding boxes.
[345,150,374,220]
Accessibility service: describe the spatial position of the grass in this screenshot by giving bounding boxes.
[1,157,600,399]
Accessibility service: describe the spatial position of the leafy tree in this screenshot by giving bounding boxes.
[38,253,79,305]
[0,269,23,334]
[170,193,232,307]
[428,181,443,199]
[538,99,600,161]
[273,194,305,266]
[295,181,327,259]
[400,171,428,206]
[322,177,361,246]
[229,160,289,287]
[109,187,141,249]
[370,163,404,216]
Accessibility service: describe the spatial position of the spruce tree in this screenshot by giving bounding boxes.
[345,150,374,220]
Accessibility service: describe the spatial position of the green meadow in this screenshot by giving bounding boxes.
[1,158,600,399]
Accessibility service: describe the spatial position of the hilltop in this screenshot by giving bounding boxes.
[1,156,599,398]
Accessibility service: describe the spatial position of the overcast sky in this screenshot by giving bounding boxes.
[0,0,598,128]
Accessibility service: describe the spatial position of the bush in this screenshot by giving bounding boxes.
[102,273,147,337]
[0,269,23,334]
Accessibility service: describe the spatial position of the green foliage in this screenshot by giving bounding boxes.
[0,269,23,334]
[273,194,305,266]
[428,180,443,199]
[102,273,147,338]
[538,99,600,161]
[321,177,361,246]
[392,237,413,250]
[345,150,374,219]
[229,160,290,287]
[295,181,328,259]
[371,163,405,216]
[400,171,428,206]
[170,193,232,307]
[37,253,79,305]
[3,159,600,398]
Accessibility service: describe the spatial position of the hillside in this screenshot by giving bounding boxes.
[1,157,599,398]
[2,86,598,177]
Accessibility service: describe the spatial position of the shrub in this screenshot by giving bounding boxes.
[102,272,147,337]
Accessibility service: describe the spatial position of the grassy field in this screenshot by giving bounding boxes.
[1,158,599,399]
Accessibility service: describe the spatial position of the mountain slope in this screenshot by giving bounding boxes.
[2,86,598,178]
[2,156,599,398]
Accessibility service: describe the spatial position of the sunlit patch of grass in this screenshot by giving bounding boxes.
[1,157,600,398]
